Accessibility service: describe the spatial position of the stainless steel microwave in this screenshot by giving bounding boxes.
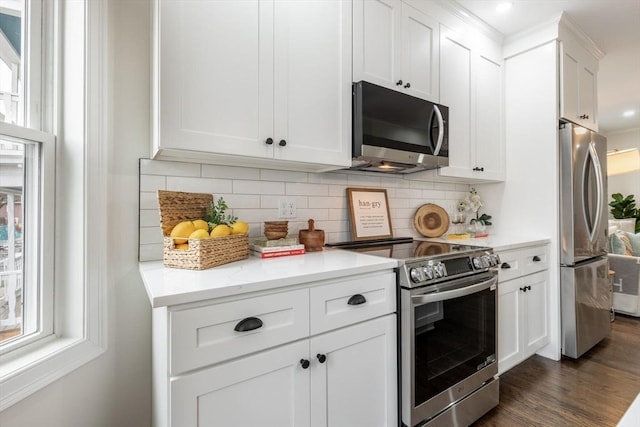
[351,81,449,173]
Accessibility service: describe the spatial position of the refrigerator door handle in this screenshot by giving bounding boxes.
[585,142,604,244]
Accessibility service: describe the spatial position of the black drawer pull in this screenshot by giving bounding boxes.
[234,317,263,332]
[532,255,541,262]
[347,294,367,306]
[300,359,310,369]
[404,82,411,88]
[265,137,274,145]
[279,139,287,147]
[501,263,511,269]
[316,353,327,364]
[396,80,403,86]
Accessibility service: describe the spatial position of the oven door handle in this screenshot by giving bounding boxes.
[411,275,497,306]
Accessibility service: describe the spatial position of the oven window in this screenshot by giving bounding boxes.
[413,287,496,405]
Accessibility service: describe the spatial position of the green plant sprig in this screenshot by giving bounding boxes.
[206,197,238,227]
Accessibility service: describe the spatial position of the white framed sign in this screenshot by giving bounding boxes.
[346,188,393,241]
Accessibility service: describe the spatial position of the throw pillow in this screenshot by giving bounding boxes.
[624,231,640,257]
[609,232,630,255]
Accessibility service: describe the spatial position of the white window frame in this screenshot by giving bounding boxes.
[0,0,107,410]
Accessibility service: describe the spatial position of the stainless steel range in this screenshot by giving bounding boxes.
[327,238,500,427]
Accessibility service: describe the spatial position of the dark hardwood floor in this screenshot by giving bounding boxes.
[474,314,640,426]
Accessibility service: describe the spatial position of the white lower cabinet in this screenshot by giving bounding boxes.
[155,270,397,427]
[497,245,550,374]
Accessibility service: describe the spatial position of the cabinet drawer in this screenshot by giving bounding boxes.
[523,245,550,275]
[170,289,309,375]
[497,244,549,282]
[310,271,396,335]
[497,250,525,282]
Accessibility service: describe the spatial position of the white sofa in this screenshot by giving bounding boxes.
[609,253,640,317]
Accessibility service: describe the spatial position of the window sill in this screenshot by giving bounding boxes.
[0,335,106,410]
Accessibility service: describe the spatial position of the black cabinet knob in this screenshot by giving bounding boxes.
[316,354,327,364]
[526,285,532,291]
[279,139,287,147]
[520,287,527,292]
[265,137,274,145]
[347,294,366,306]
[300,359,310,369]
[404,82,411,88]
[501,263,511,269]
[532,255,541,262]
[234,317,263,332]
[396,80,403,86]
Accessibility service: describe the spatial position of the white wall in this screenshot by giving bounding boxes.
[605,128,640,209]
[0,1,152,426]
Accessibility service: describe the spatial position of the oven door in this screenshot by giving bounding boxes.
[401,271,498,426]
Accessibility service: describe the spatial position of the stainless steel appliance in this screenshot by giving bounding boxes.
[327,239,500,427]
[559,122,611,359]
[351,81,449,173]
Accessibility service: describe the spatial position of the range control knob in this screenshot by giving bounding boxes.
[423,265,434,280]
[410,267,425,283]
[472,257,483,270]
[434,262,447,278]
[481,255,491,268]
[490,254,501,266]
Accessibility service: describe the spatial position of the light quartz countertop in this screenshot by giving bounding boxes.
[423,235,551,252]
[139,248,398,308]
[139,235,550,308]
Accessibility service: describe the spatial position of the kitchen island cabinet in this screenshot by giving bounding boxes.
[140,251,398,427]
[152,0,352,172]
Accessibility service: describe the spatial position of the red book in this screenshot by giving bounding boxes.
[252,248,306,258]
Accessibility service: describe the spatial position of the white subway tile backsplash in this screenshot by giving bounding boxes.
[202,164,260,180]
[233,180,285,195]
[138,159,472,261]
[140,158,200,177]
[140,174,166,192]
[260,169,308,183]
[285,182,329,196]
[167,176,233,194]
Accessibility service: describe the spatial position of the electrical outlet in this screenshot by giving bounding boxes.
[278,198,297,219]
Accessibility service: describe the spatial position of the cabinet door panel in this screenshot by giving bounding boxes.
[579,65,596,127]
[524,272,549,356]
[498,277,523,374]
[561,48,580,123]
[171,341,310,427]
[159,0,274,156]
[402,3,439,102]
[310,315,397,427]
[439,28,472,173]
[474,55,503,177]
[353,0,402,89]
[274,0,351,166]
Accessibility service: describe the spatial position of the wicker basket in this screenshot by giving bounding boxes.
[157,190,249,270]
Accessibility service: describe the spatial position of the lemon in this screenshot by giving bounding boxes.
[192,219,209,231]
[210,224,232,237]
[230,221,249,235]
[189,229,210,239]
[175,243,190,250]
[170,221,196,244]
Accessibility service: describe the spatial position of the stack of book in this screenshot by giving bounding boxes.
[250,237,306,259]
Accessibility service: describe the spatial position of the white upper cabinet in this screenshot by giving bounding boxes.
[353,0,439,102]
[559,39,598,131]
[153,0,352,172]
[437,25,505,182]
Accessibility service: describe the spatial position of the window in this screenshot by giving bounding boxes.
[0,0,107,410]
[0,125,54,352]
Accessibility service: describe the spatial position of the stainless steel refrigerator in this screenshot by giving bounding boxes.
[559,122,611,359]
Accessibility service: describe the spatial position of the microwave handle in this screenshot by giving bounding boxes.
[411,275,497,306]
[433,105,444,155]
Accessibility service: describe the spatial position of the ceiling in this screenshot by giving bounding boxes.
[454,0,640,135]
